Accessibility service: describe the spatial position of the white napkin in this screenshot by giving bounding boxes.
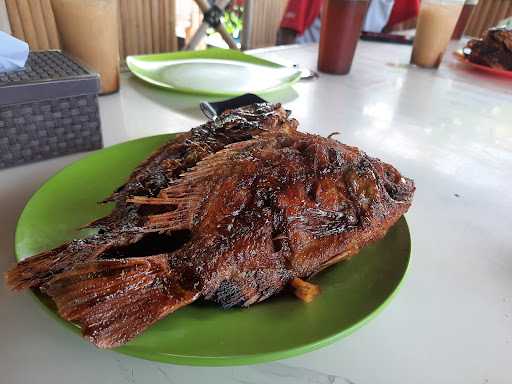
[0,31,29,73]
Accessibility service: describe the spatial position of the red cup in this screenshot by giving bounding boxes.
[317,0,369,75]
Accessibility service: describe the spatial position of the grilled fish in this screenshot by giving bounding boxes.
[21,128,414,348]
[5,103,295,291]
[465,27,512,70]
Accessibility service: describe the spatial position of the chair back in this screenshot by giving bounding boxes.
[119,0,178,61]
[465,0,512,37]
[5,0,61,49]
[242,0,288,50]
[4,0,177,61]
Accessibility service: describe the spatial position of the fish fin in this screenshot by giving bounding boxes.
[313,250,354,275]
[290,278,321,303]
[128,139,261,231]
[102,134,188,203]
[159,137,261,199]
[4,240,112,291]
[45,255,199,349]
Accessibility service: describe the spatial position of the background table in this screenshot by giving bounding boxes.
[1,42,511,384]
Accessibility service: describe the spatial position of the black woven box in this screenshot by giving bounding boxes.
[0,50,102,169]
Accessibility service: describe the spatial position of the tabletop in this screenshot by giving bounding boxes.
[1,41,511,384]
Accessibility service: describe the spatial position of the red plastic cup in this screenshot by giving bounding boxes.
[317,0,369,75]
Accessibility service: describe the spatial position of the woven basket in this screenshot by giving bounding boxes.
[0,51,102,169]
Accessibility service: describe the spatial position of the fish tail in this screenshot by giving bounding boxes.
[45,255,199,349]
[5,241,108,291]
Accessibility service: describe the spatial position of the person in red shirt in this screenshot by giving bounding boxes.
[385,0,419,30]
[277,0,323,44]
[276,0,419,45]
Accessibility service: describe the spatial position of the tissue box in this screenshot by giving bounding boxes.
[0,50,102,169]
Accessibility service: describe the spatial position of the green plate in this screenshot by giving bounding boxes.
[15,134,411,366]
[126,48,302,96]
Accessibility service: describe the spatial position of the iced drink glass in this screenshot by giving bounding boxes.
[317,0,369,75]
[410,0,464,68]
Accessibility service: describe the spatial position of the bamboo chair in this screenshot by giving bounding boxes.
[4,0,60,49]
[241,0,288,50]
[465,0,512,37]
[118,0,178,61]
[5,0,178,61]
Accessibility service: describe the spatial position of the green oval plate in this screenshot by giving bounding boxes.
[126,48,302,96]
[15,134,411,366]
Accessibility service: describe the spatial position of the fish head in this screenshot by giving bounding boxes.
[273,136,415,276]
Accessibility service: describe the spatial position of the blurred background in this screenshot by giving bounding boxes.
[1,0,511,57]
[1,0,511,95]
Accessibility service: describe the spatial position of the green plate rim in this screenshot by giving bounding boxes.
[126,48,302,96]
[15,134,411,366]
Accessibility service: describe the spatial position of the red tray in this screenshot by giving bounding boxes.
[453,50,512,79]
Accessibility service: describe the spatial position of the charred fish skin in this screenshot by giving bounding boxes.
[40,129,414,349]
[5,105,414,349]
[103,102,293,206]
[88,103,296,232]
[5,103,294,292]
[167,130,414,295]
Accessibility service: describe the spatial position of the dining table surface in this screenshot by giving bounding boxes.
[1,41,511,384]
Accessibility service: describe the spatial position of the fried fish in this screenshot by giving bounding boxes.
[6,103,295,291]
[5,106,414,349]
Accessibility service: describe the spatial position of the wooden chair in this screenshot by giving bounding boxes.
[465,0,512,37]
[118,0,177,60]
[242,0,288,50]
[4,0,61,49]
[4,0,177,59]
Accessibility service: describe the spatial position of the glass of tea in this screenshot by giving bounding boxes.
[410,0,464,68]
[317,0,370,75]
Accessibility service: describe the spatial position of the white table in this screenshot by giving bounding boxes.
[2,42,511,384]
